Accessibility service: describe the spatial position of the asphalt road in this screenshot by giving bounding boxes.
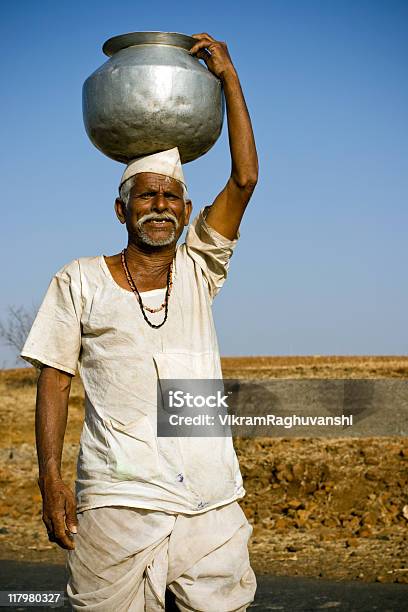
[0,561,407,612]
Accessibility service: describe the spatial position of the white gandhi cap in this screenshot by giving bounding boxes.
[119,147,188,197]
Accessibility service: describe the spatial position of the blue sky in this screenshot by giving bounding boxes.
[1,0,407,365]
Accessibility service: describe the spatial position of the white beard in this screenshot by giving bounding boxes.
[135,212,179,247]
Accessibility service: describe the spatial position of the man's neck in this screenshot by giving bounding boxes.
[125,241,176,282]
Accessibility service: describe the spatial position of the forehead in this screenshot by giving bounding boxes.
[132,172,183,193]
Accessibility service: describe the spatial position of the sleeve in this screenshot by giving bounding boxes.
[20,259,83,376]
[184,206,240,301]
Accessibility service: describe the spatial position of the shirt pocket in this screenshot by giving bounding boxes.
[104,415,161,482]
[152,350,225,435]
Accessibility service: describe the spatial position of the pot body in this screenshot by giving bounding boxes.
[82,32,225,164]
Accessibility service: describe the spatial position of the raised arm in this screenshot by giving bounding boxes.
[36,366,78,549]
[189,33,258,240]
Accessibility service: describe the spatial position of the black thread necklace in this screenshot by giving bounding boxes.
[121,248,173,329]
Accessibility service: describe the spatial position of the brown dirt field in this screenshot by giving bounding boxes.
[0,356,407,583]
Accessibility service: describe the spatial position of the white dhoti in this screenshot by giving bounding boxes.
[66,501,256,611]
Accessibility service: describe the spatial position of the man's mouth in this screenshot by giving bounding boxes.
[145,219,174,227]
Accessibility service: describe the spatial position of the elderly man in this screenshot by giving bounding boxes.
[21,33,258,611]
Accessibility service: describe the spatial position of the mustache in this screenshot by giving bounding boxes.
[137,212,178,227]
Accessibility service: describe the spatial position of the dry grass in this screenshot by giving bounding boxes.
[221,355,408,379]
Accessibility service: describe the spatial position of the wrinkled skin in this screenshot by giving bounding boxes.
[104,172,192,292]
[36,367,77,550]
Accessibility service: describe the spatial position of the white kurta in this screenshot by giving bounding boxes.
[21,207,245,515]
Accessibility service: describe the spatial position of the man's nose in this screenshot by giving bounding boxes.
[151,193,168,211]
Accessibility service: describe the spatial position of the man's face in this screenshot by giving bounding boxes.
[115,172,192,248]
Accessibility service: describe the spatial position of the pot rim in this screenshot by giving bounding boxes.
[102,31,196,57]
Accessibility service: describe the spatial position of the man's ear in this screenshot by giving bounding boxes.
[115,198,127,224]
[184,200,192,226]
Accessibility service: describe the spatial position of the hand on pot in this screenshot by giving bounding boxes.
[189,33,236,80]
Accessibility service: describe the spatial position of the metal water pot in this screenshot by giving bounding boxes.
[82,31,225,164]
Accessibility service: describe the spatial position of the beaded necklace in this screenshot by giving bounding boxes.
[120,248,173,329]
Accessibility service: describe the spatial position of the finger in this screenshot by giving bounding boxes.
[42,514,56,541]
[191,33,216,41]
[55,530,75,551]
[189,39,215,56]
[42,513,53,533]
[55,529,75,550]
[189,40,210,54]
[197,51,211,62]
[65,497,78,534]
[52,512,75,550]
